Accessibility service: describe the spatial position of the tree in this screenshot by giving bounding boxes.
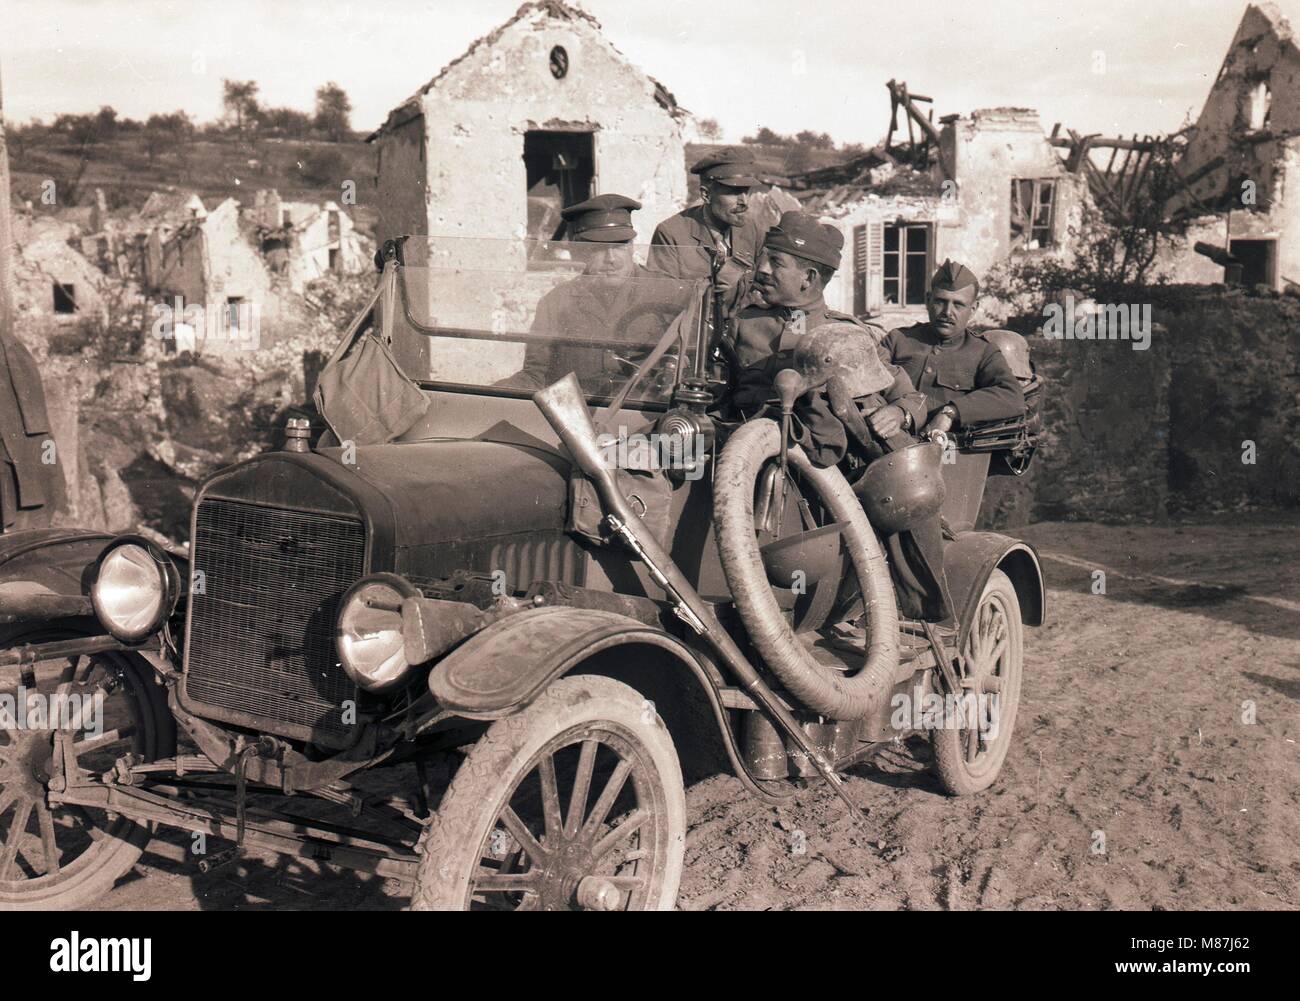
[94,105,120,138]
[743,127,790,146]
[144,111,194,163]
[696,117,723,141]
[222,79,260,136]
[314,82,352,142]
[257,106,313,137]
[794,130,835,150]
[299,147,346,186]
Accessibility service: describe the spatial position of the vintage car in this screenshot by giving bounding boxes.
[0,237,1043,911]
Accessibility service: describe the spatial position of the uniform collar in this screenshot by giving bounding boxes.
[920,322,969,349]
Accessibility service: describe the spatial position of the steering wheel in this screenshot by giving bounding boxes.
[599,300,694,408]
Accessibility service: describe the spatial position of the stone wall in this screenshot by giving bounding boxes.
[980,332,1171,528]
[979,285,1299,528]
[1162,288,1300,511]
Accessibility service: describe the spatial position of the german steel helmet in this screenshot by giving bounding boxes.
[981,328,1035,382]
[793,323,893,398]
[853,441,947,533]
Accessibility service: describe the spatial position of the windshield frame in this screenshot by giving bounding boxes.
[390,252,710,410]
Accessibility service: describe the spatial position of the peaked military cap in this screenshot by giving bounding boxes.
[763,211,844,270]
[561,194,642,243]
[931,259,980,294]
[690,146,761,188]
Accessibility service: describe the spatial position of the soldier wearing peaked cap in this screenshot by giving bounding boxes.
[647,147,767,310]
[877,259,1026,439]
[728,211,922,430]
[508,194,691,394]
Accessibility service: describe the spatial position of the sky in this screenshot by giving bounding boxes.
[0,0,1286,143]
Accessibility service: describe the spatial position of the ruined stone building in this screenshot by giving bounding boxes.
[249,189,369,292]
[1165,2,1300,289]
[793,108,1086,324]
[369,1,688,264]
[133,189,371,352]
[141,195,269,351]
[9,214,107,326]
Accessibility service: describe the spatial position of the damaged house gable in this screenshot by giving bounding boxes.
[793,106,1084,322]
[370,0,687,252]
[1167,2,1300,288]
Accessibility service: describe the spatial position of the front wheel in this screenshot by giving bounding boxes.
[411,675,685,911]
[930,569,1024,795]
[0,635,175,910]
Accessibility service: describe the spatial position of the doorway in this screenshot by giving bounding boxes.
[1229,238,1277,288]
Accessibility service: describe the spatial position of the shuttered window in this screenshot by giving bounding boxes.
[852,225,868,316]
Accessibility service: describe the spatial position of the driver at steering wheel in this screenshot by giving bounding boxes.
[510,195,690,395]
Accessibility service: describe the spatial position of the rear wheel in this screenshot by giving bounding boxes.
[411,675,685,911]
[930,569,1024,795]
[0,630,174,910]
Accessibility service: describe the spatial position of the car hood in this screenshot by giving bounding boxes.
[197,439,572,566]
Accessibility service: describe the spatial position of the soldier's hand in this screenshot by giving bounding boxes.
[868,405,905,438]
[923,411,955,436]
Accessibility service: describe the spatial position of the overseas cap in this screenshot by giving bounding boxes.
[690,146,761,188]
[764,211,844,270]
[931,259,980,295]
[561,194,642,243]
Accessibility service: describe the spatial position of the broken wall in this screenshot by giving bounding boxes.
[11,216,107,323]
[943,109,1087,283]
[1164,5,1300,290]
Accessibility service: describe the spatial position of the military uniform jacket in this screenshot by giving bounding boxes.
[513,266,692,393]
[724,301,926,465]
[879,323,1025,426]
[647,205,766,312]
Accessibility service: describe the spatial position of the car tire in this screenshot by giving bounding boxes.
[930,569,1024,796]
[411,675,685,911]
[0,635,175,911]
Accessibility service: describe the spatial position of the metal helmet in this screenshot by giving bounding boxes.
[853,441,947,534]
[981,328,1035,382]
[793,323,893,398]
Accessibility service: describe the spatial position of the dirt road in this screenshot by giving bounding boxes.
[88,514,1300,911]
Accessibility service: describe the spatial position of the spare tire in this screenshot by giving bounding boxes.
[713,419,900,719]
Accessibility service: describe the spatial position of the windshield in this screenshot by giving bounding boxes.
[388,237,713,407]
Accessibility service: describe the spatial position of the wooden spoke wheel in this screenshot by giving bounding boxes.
[412,676,685,911]
[0,630,174,910]
[930,570,1024,795]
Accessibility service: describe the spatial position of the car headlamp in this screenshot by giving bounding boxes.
[91,537,181,643]
[336,574,419,693]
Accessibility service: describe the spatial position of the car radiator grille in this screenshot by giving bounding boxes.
[185,498,366,742]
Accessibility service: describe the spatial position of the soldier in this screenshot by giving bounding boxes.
[647,147,767,310]
[878,260,1026,437]
[728,211,924,437]
[513,194,690,394]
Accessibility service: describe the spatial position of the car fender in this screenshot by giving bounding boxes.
[0,528,116,631]
[426,604,792,805]
[944,532,1045,649]
[428,605,717,719]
